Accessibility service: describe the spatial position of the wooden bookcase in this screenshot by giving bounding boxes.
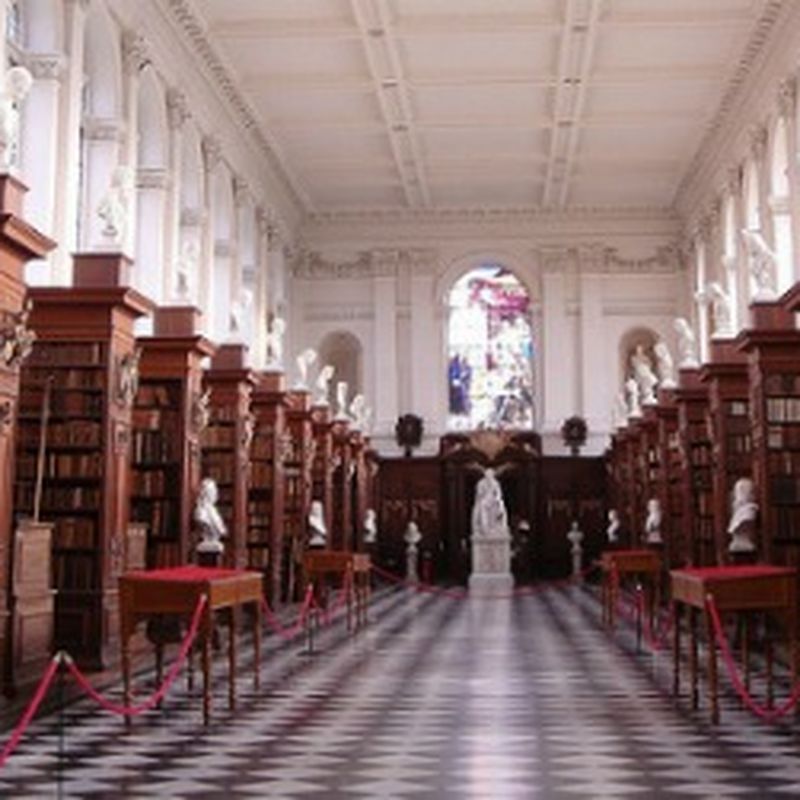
[331,418,353,551]
[654,388,682,567]
[132,307,215,569]
[699,339,751,565]
[201,344,255,570]
[674,368,713,567]
[738,295,800,565]
[14,254,153,667]
[310,403,334,536]
[608,427,635,543]
[248,371,288,603]
[284,390,314,599]
[635,409,660,544]
[0,175,55,693]
[350,430,369,551]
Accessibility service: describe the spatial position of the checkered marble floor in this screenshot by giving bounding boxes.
[2,583,800,799]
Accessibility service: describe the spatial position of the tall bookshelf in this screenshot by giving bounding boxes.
[132,307,215,568]
[201,344,255,569]
[14,254,153,667]
[738,295,800,565]
[0,175,55,694]
[637,408,661,544]
[350,429,368,551]
[609,427,634,542]
[674,368,713,566]
[331,418,353,550]
[655,388,682,567]
[248,371,288,604]
[699,339,751,565]
[284,390,314,600]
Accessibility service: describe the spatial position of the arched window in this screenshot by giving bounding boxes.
[447,264,534,431]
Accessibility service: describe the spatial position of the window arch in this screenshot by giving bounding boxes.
[446,264,534,431]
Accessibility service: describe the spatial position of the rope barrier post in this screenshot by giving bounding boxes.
[56,651,65,800]
[705,594,720,725]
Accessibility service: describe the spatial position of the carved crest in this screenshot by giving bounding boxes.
[115,348,141,408]
[0,300,35,369]
[192,388,211,434]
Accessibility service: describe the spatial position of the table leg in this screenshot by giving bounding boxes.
[254,598,261,692]
[202,610,212,726]
[229,607,237,711]
[689,608,698,710]
[672,601,681,698]
[705,605,719,724]
[765,616,774,710]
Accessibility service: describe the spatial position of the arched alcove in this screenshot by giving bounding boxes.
[318,331,363,404]
[445,263,535,431]
[618,327,658,389]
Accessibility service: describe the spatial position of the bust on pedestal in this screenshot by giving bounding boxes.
[194,478,227,567]
[469,468,513,594]
[405,521,422,583]
[728,477,758,563]
[308,500,327,549]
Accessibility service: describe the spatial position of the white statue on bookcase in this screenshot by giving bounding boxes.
[644,498,663,545]
[707,281,734,338]
[194,478,227,555]
[363,508,377,545]
[314,364,334,406]
[264,317,286,370]
[606,509,621,544]
[630,345,658,405]
[97,165,135,247]
[728,477,758,554]
[308,500,327,548]
[335,380,349,420]
[349,393,366,429]
[625,376,642,418]
[0,66,32,172]
[175,240,198,302]
[229,287,253,338]
[294,347,317,389]
[741,228,778,301]
[673,317,699,369]
[653,340,676,389]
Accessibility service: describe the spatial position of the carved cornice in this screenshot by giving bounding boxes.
[164,0,306,211]
[539,244,681,275]
[292,247,441,280]
[677,0,786,197]
[25,53,65,81]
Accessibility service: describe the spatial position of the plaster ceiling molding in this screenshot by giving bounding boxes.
[292,249,374,280]
[602,244,682,274]
[676,0,787,205]
[164,0,311,213]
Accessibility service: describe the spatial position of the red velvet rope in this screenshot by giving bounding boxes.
[261,584,315,640]
[706,594,800,722]
[65,593,207,717]
[0,654,60,770]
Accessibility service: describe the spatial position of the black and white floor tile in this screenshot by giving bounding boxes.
[1,581,800,798]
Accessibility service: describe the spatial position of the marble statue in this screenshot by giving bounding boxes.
[644,497,663,545]
[607,509,621,544]
[194,478,227,554]
[707,281,734,338]
[0,66,32,172]
[295,347,317,389]
[631,344,658,405]
[229,287,253,337]
[653,340,676,389]
[362,405,374,435]
[175,240,198,301]
[471,468,509,540]
[335,380,349,420]
[405,521,422,583]
[314,364,334,406]
[97,165,134,247]
[741,228,778,301]
[673,317,699,369]
[264,317,286,370]
[363,508,377,545]
[349,393,365,429]
[625,376,642,418]
[308,500,326,548]
[567,520,584,579]
[728,477,758,554]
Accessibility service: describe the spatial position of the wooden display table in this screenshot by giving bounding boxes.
[601,549,662,630]
[302,550,371,629]
[670,565,798,723]
[119,566,262,725]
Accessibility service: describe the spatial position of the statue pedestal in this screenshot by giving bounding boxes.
[469,536,513,595]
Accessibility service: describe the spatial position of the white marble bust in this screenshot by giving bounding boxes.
[363,508,377,544]
[607,509,621,544]
[0,66,32,172]
[265,317,286,370]
[644,498,663,545]
[295,347,317,389]
[335,380,349,420]
[631,344,658,405]
[308,500,327,548]
[728,477,758,554]
[653,340,676,389]
[625,376,642,418]
[673,317,699,369]
[707,281,734,339]
[314,364,334,406]
[194,478,227,554]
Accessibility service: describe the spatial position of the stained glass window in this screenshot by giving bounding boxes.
[447,265,534,430]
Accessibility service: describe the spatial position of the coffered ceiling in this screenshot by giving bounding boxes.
[190,0,778,215]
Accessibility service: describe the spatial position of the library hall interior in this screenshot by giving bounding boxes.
[7,0,800,797]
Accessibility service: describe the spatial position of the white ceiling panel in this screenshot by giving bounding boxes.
[187,0,780,213]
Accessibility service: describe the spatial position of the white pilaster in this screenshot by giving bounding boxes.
[579,272,605,432]
[410,261,438,432]
[373,267,398,434]
[164,89,188,301]
[542,269,572,432]
[135,167,168,302]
